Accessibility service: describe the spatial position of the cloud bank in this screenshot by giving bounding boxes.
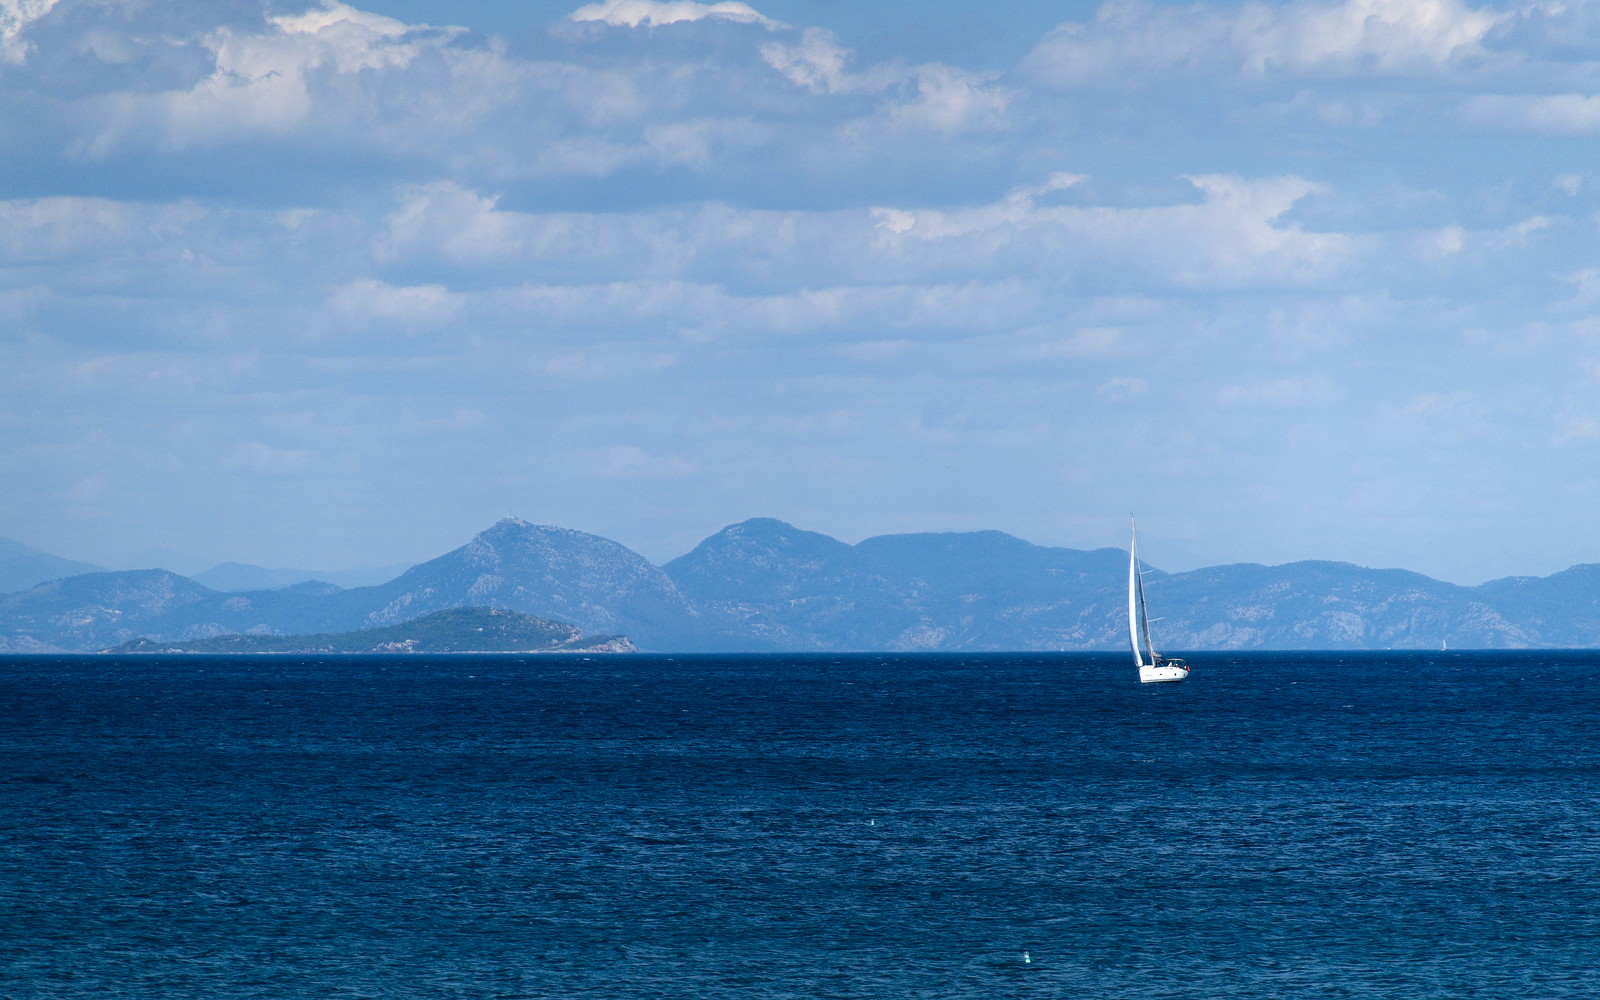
[3,0,1600,583]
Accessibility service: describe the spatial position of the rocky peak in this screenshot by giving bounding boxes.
[357,520,700,648]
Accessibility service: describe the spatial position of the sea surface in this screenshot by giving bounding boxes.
[3,650,1600,999]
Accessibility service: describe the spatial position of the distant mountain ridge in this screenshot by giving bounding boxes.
[0,537,105,594]
[4,517,1600,652]
[191,561,414,592]
[344,518,707,649]
[0,519,714,653]
[663,519,1127,650]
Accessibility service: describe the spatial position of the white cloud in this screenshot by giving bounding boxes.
[882,64,1011,135]
[870,173,1352,289]
[4,168,1569,377]
[1237,0,1499,75]
[71,2,479,156]
[1410,213,1553,262]
[49,0,811,178]
[330,278,463,333]
[376,182,519,265]
[0,0,57,64]
[762,28,869,94]
[567,0,780,29]
[269,1,437,63]
[763,27,1010,134]
[1459,93,1600,134]
[0,195,155,258]
[369,171,1355,300]
[1027,0,1502,87]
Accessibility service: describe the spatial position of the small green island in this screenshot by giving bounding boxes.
[108,607,635,654]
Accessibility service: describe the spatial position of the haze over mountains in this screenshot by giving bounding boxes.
[0,537,411,595]
[0,538,104,595]
[2,517,1598,652]
[190,561,417,593]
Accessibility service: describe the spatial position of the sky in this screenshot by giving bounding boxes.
[4,0,1600,583]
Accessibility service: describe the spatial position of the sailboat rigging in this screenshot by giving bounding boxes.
[1128,518,1190,684]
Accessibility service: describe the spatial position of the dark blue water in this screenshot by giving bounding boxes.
[3,651,1599,998]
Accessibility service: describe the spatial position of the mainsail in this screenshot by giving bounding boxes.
[1128,521,1147,667]
[1127,517,1190,684]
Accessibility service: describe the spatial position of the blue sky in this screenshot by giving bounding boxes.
[4,0,1600,583]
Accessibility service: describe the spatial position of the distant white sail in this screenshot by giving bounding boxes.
[1127,518,1190,684]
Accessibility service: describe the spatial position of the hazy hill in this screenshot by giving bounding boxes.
[666,521,1600,650]
[664,518,862,603]
[1148,561,1531,650]
[332,518,709,649]
[0,520,702,652]
[191,562,339,592]
[192,560,415,592]
[0,569,218,651]
[855,530,1131,650]
[663,518,919,648]
[0,537,104,594]
[108,607,634,654]
[1470,564,1600,647]
[0,573,360,653]
[663,519,1147,650]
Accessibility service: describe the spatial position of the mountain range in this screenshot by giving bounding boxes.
[1,516,1598,652]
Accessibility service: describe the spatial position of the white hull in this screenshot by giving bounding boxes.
[1139,664,1190,684]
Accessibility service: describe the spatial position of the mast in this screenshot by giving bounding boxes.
[1127,518,1145,667]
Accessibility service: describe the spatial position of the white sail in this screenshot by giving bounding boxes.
[1127,517,1190,684]
[1128,522,1145,668]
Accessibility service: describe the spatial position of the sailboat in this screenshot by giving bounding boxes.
[1129,518,1190,684]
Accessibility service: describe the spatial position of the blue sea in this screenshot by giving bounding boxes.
[3,650,1599,998]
